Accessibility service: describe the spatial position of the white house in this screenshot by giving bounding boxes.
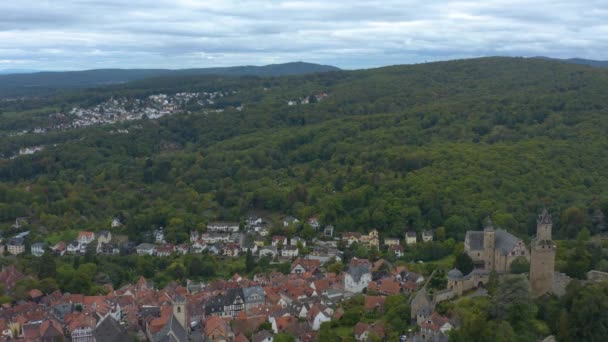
[344,264,372,293]
[31,243,46,257]
[207,222,239,233]
[190,230,200,243]
[271,236,288,247]
[281,246,299,258]
[154,228,166,244]
[310,308,331,331]
[405,231,417,245]
[290,237,306,247]
[136,243,156,256]
[111,218,122,228]
[283,216,300,227]
[422,230,434,242]
[67,241,81,254]
[191,240,207,254]
[259,246,278,258]
[77,231,95,245]
[307,217,320,229]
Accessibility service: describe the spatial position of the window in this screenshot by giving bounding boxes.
[177,307,181,313]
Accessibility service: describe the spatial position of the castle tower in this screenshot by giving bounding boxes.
[530,208,556,297]
[483,218,496,270]
[172,294,187,330]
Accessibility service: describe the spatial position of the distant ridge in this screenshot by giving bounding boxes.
[532,56,608,68]
[0,61,340,97]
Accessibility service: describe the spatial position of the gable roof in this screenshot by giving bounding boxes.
[94,315,132,342]
[495,229,521,255]
[155,314,188,342]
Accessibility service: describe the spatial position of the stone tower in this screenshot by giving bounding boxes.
[483,218,496,270]
[172,294,187,329]
[530,208,556,297]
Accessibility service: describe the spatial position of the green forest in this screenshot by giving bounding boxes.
[1,57,606,241]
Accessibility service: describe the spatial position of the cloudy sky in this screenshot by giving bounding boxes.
[0,0,607,70]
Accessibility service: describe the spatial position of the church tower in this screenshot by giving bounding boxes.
[172,294,187,330]
[530,208,556,297]
[483,218,496,270]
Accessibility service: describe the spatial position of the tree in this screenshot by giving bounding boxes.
[509,257,530,274]
[454,252,474,275]
[564,282,608,341]
[274,332,296,342]
[318,322,340,342]
[246,250,255,272]
[560,207,587,239]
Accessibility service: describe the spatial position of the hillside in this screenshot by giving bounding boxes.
[0,57,607,243]
[0,62,339,98]
[533,56,608,68]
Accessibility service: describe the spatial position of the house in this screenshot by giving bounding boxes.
[191,240,207,253]
[207,222,240,233]
[204,316,233,341]
[174,244,188,255]
[290,237,306,248]
[31,242,46,257]
[136,243,156,256]
[360,230,380,249]
[247,216,263,227]
[152,314,188,342]
[66,312,96,342]
[324,225,335,237]
[364,296,386,313]
[259,246,278,259]
[243,286,265,311]
[420,312,453,341]
[22,319,64,341]
[283,216,300,227]
[252,330,274,342]
[307,217,320,229]
[384,238,400,247]
[97,242,120,255]
[155,244,174,257]
[154,228,166,243]
[308,304,331,331]
[110,218,122,228]
[202,233,231,244]
[291,258,321,274]
[223,243,241,257]
[93,315,131,342]
[342,232,361,247]
[7,237,25,255]
[271,236,287,247]
[67,240,81,254]
[281,246,299,258]
[51,241,67,256]
[190,230,200,243]
[344,262,372,293]
[354,322,385,341]
[241,240,259,255]
[389,245,404,258]
[464,219,530,273]
[422,230,434,242]
[405,231,417,245]
[253,237,266,247]
[97,230,112,244]
[77,231,95,245]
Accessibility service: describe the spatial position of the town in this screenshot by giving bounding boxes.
[0,209,602,341]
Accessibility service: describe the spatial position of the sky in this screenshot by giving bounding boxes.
[0,0,607,71]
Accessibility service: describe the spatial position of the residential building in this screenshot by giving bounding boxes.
[136,243,156,256]
[207,222,240,233]
[7,237,25,255]
[271,236,287,247]
[422,230,434,242]
[384,238,400,247]
[283,216,300,227]
[97,231,112,244]
[77,231,95,245]
[31,242,46,257]
[344,261,372,293]
[405,231,417,245]
[281,246,299,258]
[290,237,306,247]
[324,225,335,237]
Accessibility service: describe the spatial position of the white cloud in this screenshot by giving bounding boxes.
[0,0,606,70]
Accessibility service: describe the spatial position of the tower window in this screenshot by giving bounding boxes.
[177,307,181,313]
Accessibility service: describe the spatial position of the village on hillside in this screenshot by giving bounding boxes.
[0,209,604,341]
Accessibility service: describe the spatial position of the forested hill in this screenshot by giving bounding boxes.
[533,56,608,68]
[0,57,607,243]
[0,61,339,98]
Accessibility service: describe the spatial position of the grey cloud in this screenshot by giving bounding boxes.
[0,0,606,70]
